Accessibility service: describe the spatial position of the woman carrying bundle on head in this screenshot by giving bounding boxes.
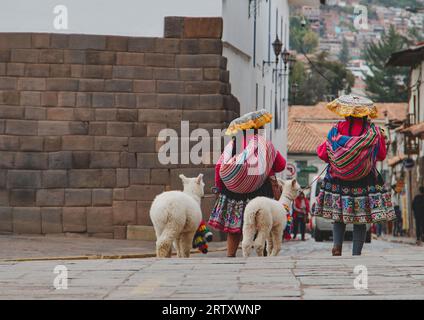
[314,95,396,256]
[208,109,286,257]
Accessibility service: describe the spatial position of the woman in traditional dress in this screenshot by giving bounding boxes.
[208,110,286,257]
[314,95,395,256]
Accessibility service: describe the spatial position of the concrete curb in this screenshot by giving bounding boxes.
[379,236,418,246]
[1,247,228,263]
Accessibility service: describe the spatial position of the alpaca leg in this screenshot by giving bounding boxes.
[270,225,283,256]
[174,237,183,258]
[254,229,269,257]
[266,234,274,255]
[156,227,178,258]
[179,231,195,258]
[242,225,256,257]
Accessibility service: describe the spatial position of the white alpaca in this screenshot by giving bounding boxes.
[150,174,204,258]
[242,179,301,257]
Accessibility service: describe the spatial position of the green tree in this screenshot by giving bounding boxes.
[339,37,350,65]
[289,52,354,105]
[289,16,319,54]
[364,25,409,102]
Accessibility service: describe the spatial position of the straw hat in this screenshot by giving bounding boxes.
[326,94,378,119]
[225,109,273,135]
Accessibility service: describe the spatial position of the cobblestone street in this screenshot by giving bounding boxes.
[1,238,423,300]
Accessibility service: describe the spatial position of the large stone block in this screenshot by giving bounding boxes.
[36,188,64,206]
[63,207,86,232]
[69,34,106,50]
[183,17,223,39]
[176,54,226,68]
[19,136,43,152]
[128,37,156,53]
[65,189,92,206]
[25,64,50,77]
[107,122,133,137]
[126,225,155,240]
[41,207,63,234]
[112,66,153,79]
[0,135,19,150]
[5,119,37,135]
[113,200,136,225]
[68,169,102,188]
[106,36,128,51]
[92,92,115,108]
[62,136,94,151]
[113,225,127,239]
[39,49,64,63]
[115,93,136,108]
[46,108,74,120]
[86,50,115,65]
[72,151,90,169]
[31,33,50,48]
[164,17,185,39]
[0,207,13,232]
[94,136,128,151]
[86,207,113,233]
[0,105,25,119]
[14,152,48,169]
[50,64,71,77]
[44,136,62,152]
[7,170,41,188]
[0,189,8,206]
[1,92,20,106]
[144,53,175,68]
[0,77,17,90]
[150,169,170,185]
[92,189,113,206]
[79,79,104,92]
[105,79,133,92]
[116,168,129,187]
[49,151,72,169]
[0,34,31,49]
[46,78,79,91]
[125,185,164,201]
[11,49,39,63]
[128,137,156,153]
[129,169,150,185]
[20,91,41,106]
[10,189,35,206]
[116,52,144,65]
[13,207,41,234]
[6,62,25,76]
[18,78,45,90]
[42,170,67,188]
[90,151,120,168]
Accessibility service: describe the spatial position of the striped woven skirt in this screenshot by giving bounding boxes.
[208,179,273,234]
[313,169,396,224]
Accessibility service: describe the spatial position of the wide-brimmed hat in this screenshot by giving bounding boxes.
[327,94,378,119]
[225,109,272,135]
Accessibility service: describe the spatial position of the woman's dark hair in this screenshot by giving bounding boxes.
[346,116,368,136]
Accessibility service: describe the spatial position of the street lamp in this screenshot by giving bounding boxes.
[263,35,283,77]
[281,47,291,71]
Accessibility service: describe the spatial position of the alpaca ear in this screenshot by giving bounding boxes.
[179,174,188,184]
[291,179,297,187]
[195,173,204,184]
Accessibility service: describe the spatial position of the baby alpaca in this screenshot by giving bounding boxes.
[150,174,204,258]
[242,179,300,257]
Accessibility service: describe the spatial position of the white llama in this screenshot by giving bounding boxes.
[242,179,300,257]
[150,174,204,258]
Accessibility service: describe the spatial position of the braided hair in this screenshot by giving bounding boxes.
[346,116,368,136]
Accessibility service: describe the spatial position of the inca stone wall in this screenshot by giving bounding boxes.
[0,17,239,239]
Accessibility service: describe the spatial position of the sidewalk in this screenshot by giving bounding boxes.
[379,234,418,246]
[0,234,227,262]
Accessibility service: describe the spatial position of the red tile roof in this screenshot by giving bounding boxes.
[288,102,408,154]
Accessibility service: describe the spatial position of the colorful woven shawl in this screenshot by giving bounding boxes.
[219,135,276,193]
[326,123,380,181]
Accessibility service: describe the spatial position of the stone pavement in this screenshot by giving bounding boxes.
[0,238,423,299]
[0,234,226,261]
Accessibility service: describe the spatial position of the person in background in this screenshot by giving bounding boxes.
[392,187,403,237]
[412,186,424,246]
[292,191,310,241]
[314,95,395,256]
